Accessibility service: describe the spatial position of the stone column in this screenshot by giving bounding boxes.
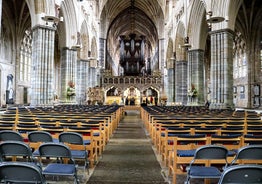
[60,47,77,103]
[0,0,2,35]
[166,58,175,104]
[175,60,187,105]
[76,59,89,104]
[99,38,106,68]
[187,49,205,105]
[89,67,97,87]
[159,38,165,71]
[209,29,234,109]
[89,59,98,87]
[31,26,55,106]
[159,38,166,102]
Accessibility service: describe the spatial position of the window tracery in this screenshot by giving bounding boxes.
[19,29,32,82]
[233,32,247,79]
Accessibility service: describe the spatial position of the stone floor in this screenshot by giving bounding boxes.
[86,110,168,184]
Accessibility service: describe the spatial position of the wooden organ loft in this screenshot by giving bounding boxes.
[119,34,151,76]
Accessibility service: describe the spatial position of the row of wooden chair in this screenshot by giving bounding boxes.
[165,135,262,184]
[140,106,262,184]
[182,144,262,184]
[0,121,107,156]
[0,105,123,183]
[1,105,123,155]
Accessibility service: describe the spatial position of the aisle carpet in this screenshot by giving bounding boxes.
[87,110,168,184]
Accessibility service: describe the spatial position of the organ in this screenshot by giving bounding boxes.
[119,34,150,76]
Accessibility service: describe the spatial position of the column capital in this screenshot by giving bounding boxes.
[187,49,205,53]
[209,28,235,36]
[32,24,56,32]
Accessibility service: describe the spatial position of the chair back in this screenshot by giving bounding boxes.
[59,132,84,145]
[231,145,262,165]
[0,130,23,141]
[38,142,72,158]
[0,162,46,183]
[193,144,228,160]
[0,140,33,161]
[218,165,262,184]
[28,131,53,142]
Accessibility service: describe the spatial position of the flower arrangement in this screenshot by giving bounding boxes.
[67,81,75,97]
[188,83,197,97]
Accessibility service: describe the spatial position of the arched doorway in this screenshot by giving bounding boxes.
[123,87,140,106]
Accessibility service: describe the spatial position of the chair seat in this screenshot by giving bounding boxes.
[33,150,40,157]
[93,133,100,136]
[189,166,221,178]
[71,150,87,158]
[83,140,91,145]
[43,163,76,175]
[228,149,237,156]
[177,149,196,157]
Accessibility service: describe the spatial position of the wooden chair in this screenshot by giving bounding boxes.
[80,121,106,155]
[242,134,262,145]
[210,134,243,163]
[168,135,209,184]
[65,127,97,168]
[159,126,192,156]
[185,145,228,184]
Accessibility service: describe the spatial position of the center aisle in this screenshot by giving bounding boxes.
[87,110,168,184]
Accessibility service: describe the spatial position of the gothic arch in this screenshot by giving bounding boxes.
[166,38,174,68]
[80,21,90,60]
[60,0,78,47]
[226,1,242,31]
[1,0,32,105]
[24,0,36,27]
[175,22,186,61]
[188,0,208,50]
[90,36,98,59]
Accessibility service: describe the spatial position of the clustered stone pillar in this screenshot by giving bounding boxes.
[209,29,234,109]
[76,59,90,104]
[159,38,166,100]
[60,47,77,102]
[89,66,97,87]
[187,49,205,105]
[99,38,106,68]
[0,0,2,35]
[166,58,175,104]
[159,38,165,71]
[175,60,187,105]
[31,26,55,106]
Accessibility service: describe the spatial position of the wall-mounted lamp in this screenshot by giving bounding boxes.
[42,15,60,28]
[206,11,225,24]
[71,45,81,50]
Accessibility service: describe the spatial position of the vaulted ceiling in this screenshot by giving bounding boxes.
[100,0,165,70]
